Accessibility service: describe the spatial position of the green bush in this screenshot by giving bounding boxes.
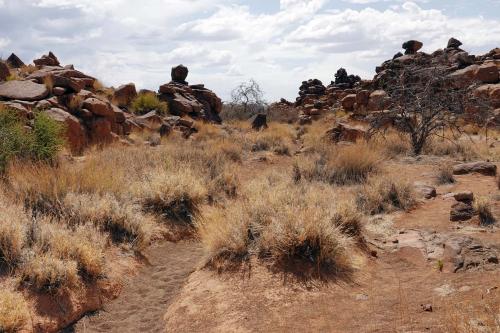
[131,93,168,115]
[0,108,30,173]
[30,112,65,162]
[0,107,65,173]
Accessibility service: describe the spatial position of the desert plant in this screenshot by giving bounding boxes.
[436,164,455,185]
[0,201,26,269]
[296,144,380,185]
[30,112,65,162]
[131,93,168,115]
[356,176,416,215]
[0,290,30,333]
[198,177,360,278]
[0,107,30,173]
[474,197,496,226]
[20,253,79,292]
[369,65,469,155]
[43,75,54,94]
[224,79,266,119]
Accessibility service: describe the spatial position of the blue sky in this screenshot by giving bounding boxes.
[0,0,499,101]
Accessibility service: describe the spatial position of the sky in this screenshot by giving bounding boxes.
[0,0,499,101]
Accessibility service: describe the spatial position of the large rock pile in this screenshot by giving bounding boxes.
[0,52,131,154]
[290,38,499,126]
[158,64,222,123]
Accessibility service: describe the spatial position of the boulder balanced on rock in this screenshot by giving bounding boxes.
[158,65,222,123]
[402,40,423,55]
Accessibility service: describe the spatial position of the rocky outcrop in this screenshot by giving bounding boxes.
[402,40,423,55]
[158,65,222,123]
[0,80,49,101]
[113,83,137,107]
[453,162,497,176]
[325,123,367,143]
[33,51,60,67]
[6,53,25,68]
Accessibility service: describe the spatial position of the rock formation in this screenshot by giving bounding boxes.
[158,65,222,123]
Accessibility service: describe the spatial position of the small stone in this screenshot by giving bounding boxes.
[421,304,433,312]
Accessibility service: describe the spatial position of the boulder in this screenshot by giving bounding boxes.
[33,51,60,67]
[0,62,10,81]
[113,83,137,107]
[450,202,475,222]
[171,65,189,84]
[135,111,163,129]
[453,162,497,176]
[89,118,113,144]
[453,191,474,203]
[82,98,114,118]
[52,87,66,96]
[356,90,370,106]
[325,123,366,143]
[414,184,437,199]
[1,102,31,119]
[448,65,479,88]
[341,94,357,111]
[447,37,463,49]
[474,63,499,84]
[402,40,423,55]
[43,108,87,154]
[0,80,49,101]
[6,53,25,68]
[368,90,388,111]
[250,114,267,130]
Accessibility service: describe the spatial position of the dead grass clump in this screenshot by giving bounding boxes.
[372,132,411,158]
[37,222,106,280]
[134,168,207,225]
[250,124,294,155]
[356,176,417,215]
[20,253,79,292]
[436,164,456,185]
[296,144,381,185]
[198,177,359,278]
[0,289,30,333]
[63,193,154,248]
[0,198,27,269]
[474,197,496,226]
[208,167,239,203]
[424,138,478,160]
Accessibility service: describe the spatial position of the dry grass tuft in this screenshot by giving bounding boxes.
[356,176,417,215]
[20,253,79,292]
[474,197,496,226]
[134,168,207,225]
[0,196,27,270]
[198,176,361,278]
[0,289,30,333]
[249,123,294,155]
[295,143,381,185]
[63,193,155,248]
[436,164,455,185]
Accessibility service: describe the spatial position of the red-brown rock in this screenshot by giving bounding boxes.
[113,83,137,107]
[82,98,114,118]
[341,94,357,111]
[474,63,499,84]
[43,108,87,154]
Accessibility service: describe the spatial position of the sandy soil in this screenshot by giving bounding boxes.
[164,162,500,333]
[66,241,202,333]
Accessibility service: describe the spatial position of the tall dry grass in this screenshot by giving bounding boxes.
[0,289,29,332]
[197,174,362,277]
[295,143,381,185]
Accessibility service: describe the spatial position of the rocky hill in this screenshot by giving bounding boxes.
[0,54,222,154]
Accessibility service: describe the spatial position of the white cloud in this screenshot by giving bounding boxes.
[0,1,498,101]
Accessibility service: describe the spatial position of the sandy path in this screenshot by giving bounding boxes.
[66,241,203,333]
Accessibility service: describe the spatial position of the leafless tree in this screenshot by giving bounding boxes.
[369,65,470,155]
[230,79,266,114]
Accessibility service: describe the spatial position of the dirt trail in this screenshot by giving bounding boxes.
[66,241,203,333]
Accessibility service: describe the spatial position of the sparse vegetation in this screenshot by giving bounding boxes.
[0,290,30,333]
[436,164,455,185]
[356,176,416,215]
[131,92,168,115]
[474,196,496,226]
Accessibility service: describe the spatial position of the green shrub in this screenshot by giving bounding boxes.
[30,112,65,162]
[131,93,168,115]
[0,108,30,173]
[0,107,65,173]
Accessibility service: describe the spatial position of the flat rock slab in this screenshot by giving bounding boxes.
[453,161,497,176]
[0,80,49,101]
